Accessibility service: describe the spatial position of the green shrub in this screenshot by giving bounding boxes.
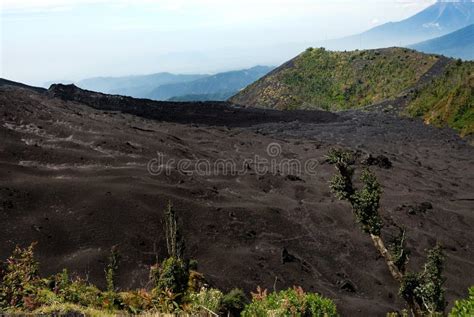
[152,257,189,300]
[57,278,103,308]
[399,245,446,315]
[32,302,116,317]
[221,288,247,316]
[105,246,120,293]
[415,245,445,313]
[327,148,355,201]
[450,286,474,316]
[242,286,338,317]
[187,287,223,314]
[351,169,383,235]
[0,243,39,309]
[148,202,191,308]
[327,149,383,235]
[188,269,205,293]
[54,268,70,293]
[118,289,153,314]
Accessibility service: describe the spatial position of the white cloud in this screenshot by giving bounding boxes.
[395,0,436,9]
[1,0,173,13]
[0,0,356,14]
[2,0,95,11]
[2,0,437,84]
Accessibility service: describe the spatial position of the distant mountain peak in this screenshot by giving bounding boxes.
[410,23,474,60]
[323,0,473,50]
[437,0,473,3]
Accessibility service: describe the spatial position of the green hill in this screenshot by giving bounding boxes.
[407,60,474,136]
[230,47,473,136]
[230,48,439,111]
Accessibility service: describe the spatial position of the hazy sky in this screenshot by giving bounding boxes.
[1,0,436,85]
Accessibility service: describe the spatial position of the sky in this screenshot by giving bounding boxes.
[1,0,436,86]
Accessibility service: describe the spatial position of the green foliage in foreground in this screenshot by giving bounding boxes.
[449,286,474,317]
[151,256,189,303]
[1,195,468,316]
[0,243,337,316]
[0,243,246,315]
[406,61,474,136]
[242,286,339,317]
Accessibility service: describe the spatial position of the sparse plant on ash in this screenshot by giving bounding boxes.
[242,286,338,316]
[327,148,446,316]
[105,245,120,293]
[149,202,190,309]
[0,243,39,309]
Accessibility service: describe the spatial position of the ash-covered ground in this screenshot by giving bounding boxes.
[0,82,473,316]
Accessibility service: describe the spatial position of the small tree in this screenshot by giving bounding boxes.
[105,245,120,293]
[151,202,189,306]
[153,257,189,296]
[327,149,400,280]
[164,201,185,260]
[399,245,446,315]
[389,228,410,273]
[326,148,445,316]
[351,169,383,235]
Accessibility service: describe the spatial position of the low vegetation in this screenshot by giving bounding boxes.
[0,202,338,316]
[406,60,474,136]
[242,286,338,317]
[232,47,437,111]
[449,286,474,316]
[231,47,473,136]
[1,154,471,315]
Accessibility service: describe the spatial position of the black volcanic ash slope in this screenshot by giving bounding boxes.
[0,81,473,316]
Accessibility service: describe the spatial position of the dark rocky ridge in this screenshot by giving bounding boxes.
[0,81,473,316]
[48,83,339,127]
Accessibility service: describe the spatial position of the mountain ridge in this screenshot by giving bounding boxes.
[76,72,208,98]
[60,66,274,102]
[322,1,474,50]
[146,65,274,101]
[409,24,474,60]
[229,47,473,136]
